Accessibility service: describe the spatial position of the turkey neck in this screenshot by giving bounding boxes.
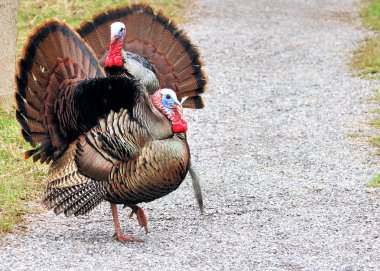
[110,38,123,56]
[133,93,173,140]
[168,107,185,125]
[105,38,124,67]
[152,94,187,133]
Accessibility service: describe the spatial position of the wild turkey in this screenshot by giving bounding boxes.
[14,14,205,242]
[76,4,207,211]
[76,4,207,108]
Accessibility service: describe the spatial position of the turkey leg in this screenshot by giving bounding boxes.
[111,203,142,242]
[129,205,149,233]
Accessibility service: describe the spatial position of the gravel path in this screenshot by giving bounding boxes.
[2,0,380,270]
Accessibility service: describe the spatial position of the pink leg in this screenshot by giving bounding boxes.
[129,205,149,234]
[111,203,142,243]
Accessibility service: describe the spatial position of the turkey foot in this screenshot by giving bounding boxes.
[112,230,142,243]
[111,203,142,243]
[129,205,149,234]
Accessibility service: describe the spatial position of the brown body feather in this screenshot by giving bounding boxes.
[75,108,190,206]
[75,4,206,211]
[15,18,191,218]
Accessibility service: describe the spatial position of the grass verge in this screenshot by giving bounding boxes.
[351,35,380,77]
[1,0,186,234]
[0,110,46,234]
[17,0,189,55]
[366,173,380,187]
[353,0,380,187]
[352,0,380,77]
[361,0,380,31]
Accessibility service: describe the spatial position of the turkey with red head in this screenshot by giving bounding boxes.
[76,3,207,212]
[14,17,202,242]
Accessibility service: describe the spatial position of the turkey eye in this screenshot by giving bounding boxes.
[166,94,171,99]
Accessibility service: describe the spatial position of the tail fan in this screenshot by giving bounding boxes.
[77,3,207,103]
[181,95,205,109]
[43,142,106,216]
[15,19,104,163]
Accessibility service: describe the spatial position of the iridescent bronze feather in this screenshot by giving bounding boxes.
[76,3,206,212]
[15,17,194,242]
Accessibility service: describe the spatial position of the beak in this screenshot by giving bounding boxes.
[173,97,183,114]
[113,29,125,40]
[173,97,181,106]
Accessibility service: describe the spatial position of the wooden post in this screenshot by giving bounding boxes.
[0,0,19,112]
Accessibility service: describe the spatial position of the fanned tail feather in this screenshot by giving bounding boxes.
[43,142,106,216]
[15,19,104,163]
[77,3,207,105]
[44,182,105,216]
[181,95,205,109]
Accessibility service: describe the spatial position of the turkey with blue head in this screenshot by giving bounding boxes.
[77,4,207,218]
[14,4,207,243]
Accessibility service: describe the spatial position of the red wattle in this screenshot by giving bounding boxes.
[105,55,123,67]
[105,37,124,67]
[152,90,188,133]
[172,121,188,133]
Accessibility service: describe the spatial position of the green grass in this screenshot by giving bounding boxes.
[368,91,380,177]
[352,1,380,186]
[17,0,188,55]
[366,173,380,187]
[1,0,185,234]
[368,88,380,102]
[0,110,46,233]
[351,35,380,78]
[347,132,360,138]
[352,0,380,77]
[362,0,380,31]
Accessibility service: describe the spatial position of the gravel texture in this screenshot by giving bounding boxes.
[2,0,380,270]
